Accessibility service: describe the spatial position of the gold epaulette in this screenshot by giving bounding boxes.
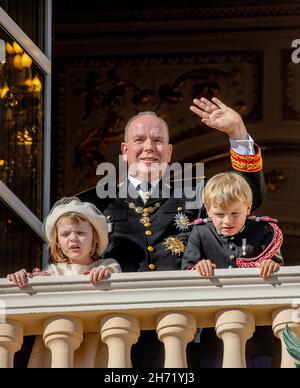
[230,144,263,172]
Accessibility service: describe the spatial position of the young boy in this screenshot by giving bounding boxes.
[182,172,283,277]
[181,172,283,368]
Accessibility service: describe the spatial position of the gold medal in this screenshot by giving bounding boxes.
[163,236,185,256]
[140,215,152,226]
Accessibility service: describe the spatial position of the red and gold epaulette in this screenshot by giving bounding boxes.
[188,217,209,226]
[236,216,283,268]
[247,215,278,223]
[230,144,263,173]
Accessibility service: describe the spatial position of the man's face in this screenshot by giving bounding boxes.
[121,115,173,181]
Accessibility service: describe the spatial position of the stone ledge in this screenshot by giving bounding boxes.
[1,266,300,333]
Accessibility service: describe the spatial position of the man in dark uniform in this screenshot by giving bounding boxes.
[77,97,266,367]
[78,97,265,274]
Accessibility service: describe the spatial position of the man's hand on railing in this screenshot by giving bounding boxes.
[6,267,50,288]
[256,259,280,279]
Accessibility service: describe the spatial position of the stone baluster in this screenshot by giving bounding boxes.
[156,312,196,368]
[0,320,23,368]
[215,309,255,368]
[43,317,83,368]
[100,314,140,368]
[272,307,300,368]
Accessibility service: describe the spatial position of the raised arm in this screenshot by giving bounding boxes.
[190,97,266,211]
[190,97,248,140]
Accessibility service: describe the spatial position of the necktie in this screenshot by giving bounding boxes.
[137,182,152,204]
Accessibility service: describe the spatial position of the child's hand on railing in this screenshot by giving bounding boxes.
[7,267,50,288]
[7,269,33,288]
[256,259,280,279]
[192,259,217,277]
[83,267,111,285]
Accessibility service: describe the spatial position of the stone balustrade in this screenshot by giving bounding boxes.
[0,266,300,368]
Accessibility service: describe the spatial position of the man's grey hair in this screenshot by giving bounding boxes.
[124,111,170,142]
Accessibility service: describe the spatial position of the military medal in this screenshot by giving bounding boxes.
[174,212,190,232]
[128,202,160,225]
[163,236,185,256]
[242,238,247,256]
[140,215,152,226]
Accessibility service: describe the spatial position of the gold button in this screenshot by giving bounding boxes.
[147,245,154,252]
[177,207,183,212]
[144,222,151,227]
[229,255,235,260]
[149,264,156,270]
[145,230,152,236]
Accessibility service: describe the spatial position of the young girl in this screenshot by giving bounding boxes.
[7,197,121,287]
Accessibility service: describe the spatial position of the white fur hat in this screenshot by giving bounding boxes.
[43,197,108,256]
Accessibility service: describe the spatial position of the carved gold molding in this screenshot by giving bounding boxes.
[54,2,300,24]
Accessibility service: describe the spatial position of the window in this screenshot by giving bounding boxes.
[0,3,51,272]
[0,32,44,216]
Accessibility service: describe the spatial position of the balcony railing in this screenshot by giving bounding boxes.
[1,266,300,368]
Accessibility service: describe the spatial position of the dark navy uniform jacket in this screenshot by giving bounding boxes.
[181,217,282,270]
[78,170,265,273]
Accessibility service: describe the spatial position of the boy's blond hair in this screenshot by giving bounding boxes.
[203,172,253,210]
[49,213,99,264]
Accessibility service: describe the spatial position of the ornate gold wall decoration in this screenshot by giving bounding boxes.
[54,1,300,24]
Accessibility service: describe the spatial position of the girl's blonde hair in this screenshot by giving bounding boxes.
[49,212,99,264]
[203,172,253,210]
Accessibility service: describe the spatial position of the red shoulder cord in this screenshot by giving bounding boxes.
[235,216,283,268]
